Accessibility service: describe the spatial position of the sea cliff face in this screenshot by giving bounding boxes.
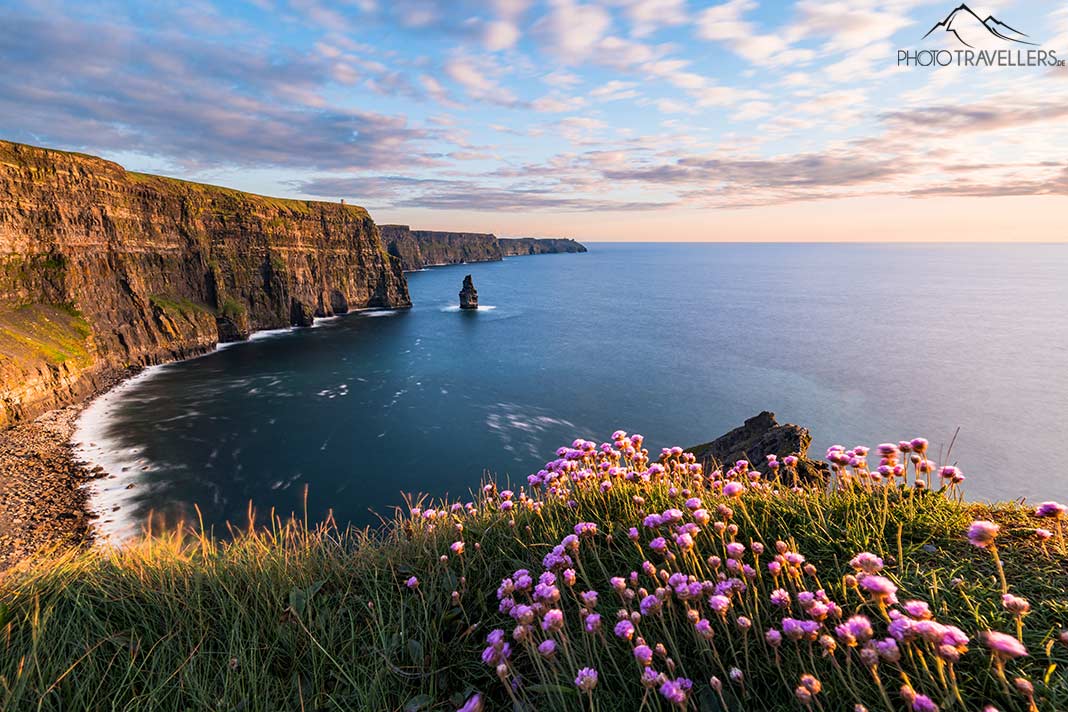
[381,225,586,271]
[0,140,410,427]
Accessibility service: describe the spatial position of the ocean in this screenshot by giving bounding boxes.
[75,243,1068,540]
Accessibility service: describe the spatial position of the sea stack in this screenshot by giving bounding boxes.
[459,275,478,309]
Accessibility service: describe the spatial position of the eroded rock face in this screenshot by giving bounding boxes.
[459,275,478,310]
[0,140,411,427]
[687,411,828,481]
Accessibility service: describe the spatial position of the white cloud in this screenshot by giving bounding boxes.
[483,20,521,51]
[695,0,806,66]
[590,80,639,101]
[611,0,688,38]
[533,0,612,62]
[443,57,519,106]
[532,94,587,112]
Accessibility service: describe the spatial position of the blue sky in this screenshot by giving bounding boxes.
[2,0,1066,240]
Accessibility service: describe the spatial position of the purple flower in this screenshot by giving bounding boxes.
[860,575,898,604]
[708,594,731,616]
[1036,501,1067,519]
[912,694,938,712]
[614,620,635,640]
[723,482,745,497]
[726,542,746,559]
[967,520,999,548]
[574,522,598,537]
[659,679,688,706]
[849,552,884,574]
[405,576,419,590]
[574,667,598,692]
[456,693,483,712]
[1002,594,1030,615]
[903,600,931,619]
[634,644,654,666]
[984,631,1027,659]
[584,613,602,633]
[450,541,465,555]
[541,609,564,632]
[640,594,662,616]
[537,639,556,657]
[649,537,668,554]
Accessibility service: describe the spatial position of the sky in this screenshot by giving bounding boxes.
[1,0,1067,241]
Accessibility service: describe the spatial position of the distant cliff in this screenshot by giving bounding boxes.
[381,225,586,271]
[498,237,587,257]
[0,140,410,427]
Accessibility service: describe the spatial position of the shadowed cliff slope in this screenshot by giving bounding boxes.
[0,140,410,427]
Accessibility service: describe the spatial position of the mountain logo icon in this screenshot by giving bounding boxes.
[922,4,1037,48]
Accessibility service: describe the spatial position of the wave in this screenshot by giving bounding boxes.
[72,366,170,544]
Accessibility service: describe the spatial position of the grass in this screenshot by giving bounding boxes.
[0,437,1065,711]
[0,303,93,367]
[149,294,215,319]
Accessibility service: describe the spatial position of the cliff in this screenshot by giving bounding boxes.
[381,225,586,271]
[498,237,587,257]
[0,140,410,427]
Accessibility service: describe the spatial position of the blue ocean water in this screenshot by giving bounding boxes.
[76,243,1068,537]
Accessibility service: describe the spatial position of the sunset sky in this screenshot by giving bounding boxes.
[2,0,1066,241]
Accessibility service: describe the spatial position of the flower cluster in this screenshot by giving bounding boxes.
[400,431,1059,711]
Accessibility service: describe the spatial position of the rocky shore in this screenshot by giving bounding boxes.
[0,368,133,572]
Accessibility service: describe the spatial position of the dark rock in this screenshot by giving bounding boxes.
[686,411,828,481]
[459,275,478,310]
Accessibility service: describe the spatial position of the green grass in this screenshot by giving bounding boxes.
[149,294,215,319]
[218,297,247,322]
[0,303,93,366]
[0,446,1065,711]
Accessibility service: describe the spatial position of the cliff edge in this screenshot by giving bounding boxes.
[0,140,410,427]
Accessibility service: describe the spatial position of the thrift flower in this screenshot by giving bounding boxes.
[574,667,598,692]
[967,520,999,548]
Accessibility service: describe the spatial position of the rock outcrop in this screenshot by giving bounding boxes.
[687,411,828,481]
[381,225,586,271]
[0,140,410,427]
[459,275,478,310]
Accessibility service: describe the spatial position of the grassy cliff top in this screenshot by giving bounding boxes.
[0,139,370,218]
[0,433,1065,711]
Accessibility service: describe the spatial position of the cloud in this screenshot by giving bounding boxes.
[589,80,639,101]
[695,0,802,65]
[296,174,672,211]
[793,0,914,53]
[0,10,437,171]
[611,0,688,38]
[533,0,612,62]
[443,56,522,106]
[881,102,1068,135]
[483,20,521,51]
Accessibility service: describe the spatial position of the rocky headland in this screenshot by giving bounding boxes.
[380,224,586,271]
[0,140,410,429]
[686,411,828,481]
